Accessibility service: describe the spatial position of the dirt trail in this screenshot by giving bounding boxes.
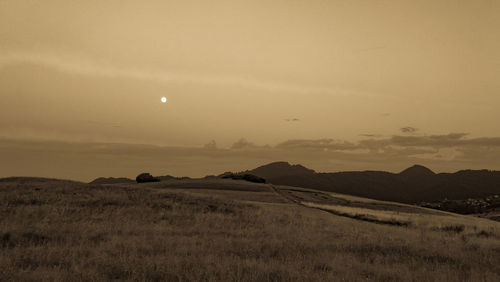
[268,185,411,227]
[268,185,300,204]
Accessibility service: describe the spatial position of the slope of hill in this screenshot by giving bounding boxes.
[245,162,500,204]
[1,177,499,281]
[0,176,82,184]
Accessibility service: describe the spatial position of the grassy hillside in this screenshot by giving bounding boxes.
[1,178,499,281]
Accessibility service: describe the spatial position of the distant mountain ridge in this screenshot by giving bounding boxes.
[89,177,135,184]
[249,161,315,178]
[245,162,500,203]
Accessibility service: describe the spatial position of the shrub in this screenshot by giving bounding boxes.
[136,173,160,183]
[438,225,465,233]
[221,173,266,183]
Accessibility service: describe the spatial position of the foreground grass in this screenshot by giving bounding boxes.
[1,179,500,281]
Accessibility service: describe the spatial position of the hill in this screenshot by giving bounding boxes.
[89,177,135,184]
[1,177,499,281]
[399,164,436,178]
[245,162,500,203]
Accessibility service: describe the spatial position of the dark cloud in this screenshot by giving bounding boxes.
[203,140,217,149]
[359,133,470,149]
[458,137,500,147]
[285,118,300,122]
[393,133,500,147]
[276,134,500,153]
[231,138,270,150]
[391,133,468,147]
[400,127,418,133]
[269,133,500,165]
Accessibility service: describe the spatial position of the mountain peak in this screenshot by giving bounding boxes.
[399,165,435,177]
[258,161,293,169]
[248,161,316,178]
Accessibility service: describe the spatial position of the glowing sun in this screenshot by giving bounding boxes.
[161,97,167,103]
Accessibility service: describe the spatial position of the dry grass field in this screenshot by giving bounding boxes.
[1,178,499,281]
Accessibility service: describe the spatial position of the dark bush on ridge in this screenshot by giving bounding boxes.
[241,174,266,183]
[221,173,266,183]
[136,173,160,183]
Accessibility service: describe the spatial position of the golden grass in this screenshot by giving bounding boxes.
[1,179,499,281]
[302,202,500,235]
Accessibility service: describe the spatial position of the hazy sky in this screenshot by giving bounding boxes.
[1,0,499,180]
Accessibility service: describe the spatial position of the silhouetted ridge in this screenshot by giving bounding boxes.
[245,162,500,203]
[157,175,192,181]
[399,165,435,177]
[0,177,80,183]
[90,177,135,184]
[250,161,315,179]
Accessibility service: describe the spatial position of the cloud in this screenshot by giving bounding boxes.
[410,148,463,161]
[285,118,300,122]
[0,51,358,96]
[400,127,418,133]
[392,133,500,147]
[276,139,357,151]
[203,140,217,149]
[270,133,500,164]
[231,138,269,150]
[3,133,500,181]
[359,133,471,149]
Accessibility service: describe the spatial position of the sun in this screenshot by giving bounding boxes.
[161,97,167,103]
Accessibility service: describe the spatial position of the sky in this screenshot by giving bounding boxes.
[1,0,500,181]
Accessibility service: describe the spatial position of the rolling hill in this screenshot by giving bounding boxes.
[244,162,500,203]
[1,176,499,281]
[89,177,135,184]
